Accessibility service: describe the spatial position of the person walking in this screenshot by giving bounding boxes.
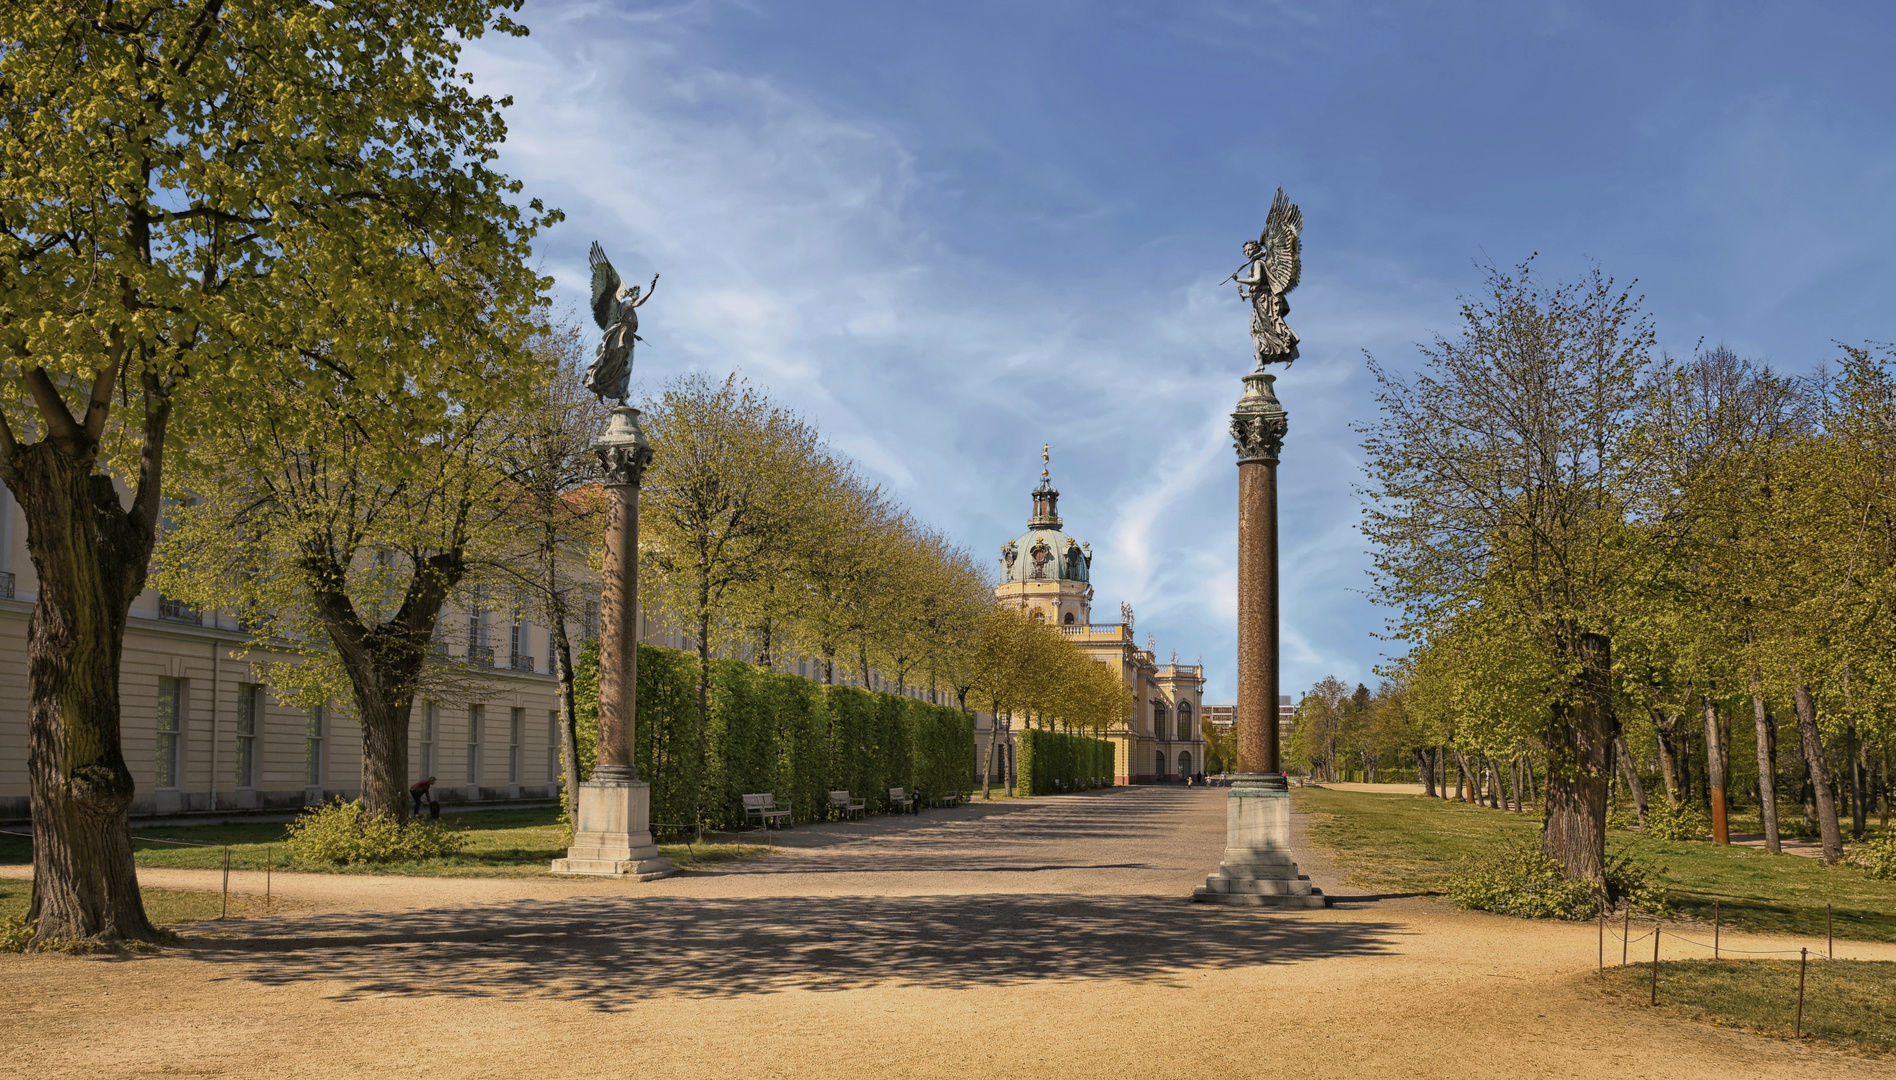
[410,776,437,815]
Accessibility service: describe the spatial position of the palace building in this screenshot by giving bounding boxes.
[992,454,1205,784]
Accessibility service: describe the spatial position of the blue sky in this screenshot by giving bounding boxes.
[465,1,1896,703]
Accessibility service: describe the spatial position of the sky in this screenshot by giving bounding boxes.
[462,0,1896,703]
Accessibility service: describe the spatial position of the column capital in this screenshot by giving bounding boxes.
[1231,372,1288,465]
[595,405,654,487]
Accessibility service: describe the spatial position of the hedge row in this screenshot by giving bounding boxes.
[574,641,975,831]
[1014,728,1115,796]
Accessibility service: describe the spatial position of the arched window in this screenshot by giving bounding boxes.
[1177,700,1192,741]
[1156,750,1167,777]
[1062,611,1075,625]
[1153,700,1167,734]
[1031,609,1046,622]
[1179,750,1193,777]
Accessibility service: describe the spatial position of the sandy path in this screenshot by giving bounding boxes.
[3,787,1888,1079]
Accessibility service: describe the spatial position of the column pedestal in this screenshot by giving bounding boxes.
[550,779,674,880]
[1193,773,1325,907]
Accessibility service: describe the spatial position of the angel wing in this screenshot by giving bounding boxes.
[588,241,623,331]
[1260,187,1302,295]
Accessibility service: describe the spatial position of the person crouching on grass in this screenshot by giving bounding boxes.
[411,776,437,815]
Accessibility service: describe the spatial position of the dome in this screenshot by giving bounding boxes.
[1001,527,1091,584]
[1000,449,1091,583]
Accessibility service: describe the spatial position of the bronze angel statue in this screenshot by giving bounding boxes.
[1230,188,1302,369]
[583,241,659,405]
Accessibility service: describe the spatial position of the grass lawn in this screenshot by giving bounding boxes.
[1595,958,1896,1057]
[1294,786,1896,943]
[0,806,769,877]
[1,875,275,934]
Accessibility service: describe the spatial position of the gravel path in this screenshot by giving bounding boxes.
[4,786,1889,1078]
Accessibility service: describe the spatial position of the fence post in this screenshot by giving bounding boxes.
[1622,907,1630,966]
[221,846,231,920]
[1795,948,1807,1038]
[1649,925,1661,1006]
[265,845,273,910]
[1827,903,1833,959]
[1713,900,1719,961]
[1598,910,1604,977]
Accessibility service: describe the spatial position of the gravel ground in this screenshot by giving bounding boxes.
[4,786,1890,1079]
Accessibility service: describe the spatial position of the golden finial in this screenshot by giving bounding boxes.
[1042,443,1050,480]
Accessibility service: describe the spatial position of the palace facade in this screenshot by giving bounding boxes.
[992,458,1205,784]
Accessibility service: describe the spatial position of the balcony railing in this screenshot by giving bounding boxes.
[1061,622,1131,640]
[509,653,536,673]
[0,570,12,599]
[158,595,202,625]
[466,644,494,666]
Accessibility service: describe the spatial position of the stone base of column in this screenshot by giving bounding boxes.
[1193,773,1326,907]
[551,779,675,880]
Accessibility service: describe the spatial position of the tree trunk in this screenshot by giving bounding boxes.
[695,608,712,828]
[1544,632,1612,886]
[1702,697,1729,844]
[1415,748,1436,798]
[1612,735,1647,824]
[1845,717,1866,841]
[1651,710,1684,807]
[544,576,581,820]
[14,435,163,948]
[1792,684,1844,864]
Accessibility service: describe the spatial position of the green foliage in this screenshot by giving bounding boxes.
[1850,832,1896,881]
[1447,837,1604,920]
[1015,729,1115,796]
[0,915,31,952]
[1643,799,1710,842]
[284,800,469,865]
[573,643,975,831]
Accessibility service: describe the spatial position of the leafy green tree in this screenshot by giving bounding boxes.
[0,0,547,947]
[1361,260,1673,885]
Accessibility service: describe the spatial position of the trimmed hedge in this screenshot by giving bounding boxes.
[1015,728,1115,796]
[573,641,975,831]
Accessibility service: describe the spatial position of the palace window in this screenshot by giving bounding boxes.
[235,683,260,788]
[156,677,184,789]
[547,710,561,785]
[1177,701,1192,741]
[508,708,523,785]
[304,706,324,786]
[466,705,484,786]
[420,702,437,778]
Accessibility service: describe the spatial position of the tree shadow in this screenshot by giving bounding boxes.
[182,893,1403,1008]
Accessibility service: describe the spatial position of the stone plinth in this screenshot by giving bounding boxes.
[1192,773,1325,907]
[551,779,674,880]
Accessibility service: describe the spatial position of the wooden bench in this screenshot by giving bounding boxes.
[829,790,866,820]
[887,787,918,815]
[742,792,792,829]
[935,790,963,809]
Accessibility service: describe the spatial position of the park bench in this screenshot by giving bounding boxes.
[742,792,793,829]
[887,787,918,815]
[829,790,867,820]
[935,790,963,809]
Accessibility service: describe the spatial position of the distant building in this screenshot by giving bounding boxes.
[990,455,1205,784]
[1202,696,1294,769]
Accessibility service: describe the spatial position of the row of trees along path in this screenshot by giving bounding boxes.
[1358,259,1893,892]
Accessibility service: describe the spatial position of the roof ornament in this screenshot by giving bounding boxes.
[1042,443,1050,480]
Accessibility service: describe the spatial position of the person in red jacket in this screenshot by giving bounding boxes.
[410,776,437,815]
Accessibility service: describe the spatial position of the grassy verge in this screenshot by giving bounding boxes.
[0,806,770,877]
[1596,958,1896,1056]
[1294,786,1896,942]
[0,876,276,931]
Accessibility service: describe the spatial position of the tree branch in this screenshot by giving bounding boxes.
[23,367,81,442]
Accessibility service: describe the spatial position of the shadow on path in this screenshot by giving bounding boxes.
[183,893,1402,1008]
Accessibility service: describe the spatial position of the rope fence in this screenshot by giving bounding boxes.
[1,827,275,919]
[1596,900,1846,1038]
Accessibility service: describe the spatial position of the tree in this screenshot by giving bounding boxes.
[159,388,524,822]
[0,0,547,947]
[640,373,828,826]
[1361,259,1672,886]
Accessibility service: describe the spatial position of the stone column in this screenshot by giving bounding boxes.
[552,406,674,880]
[1194,372,1323,907]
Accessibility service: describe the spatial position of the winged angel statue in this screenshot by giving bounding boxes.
[583,242,659,405]
[1230,188,1302,370]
